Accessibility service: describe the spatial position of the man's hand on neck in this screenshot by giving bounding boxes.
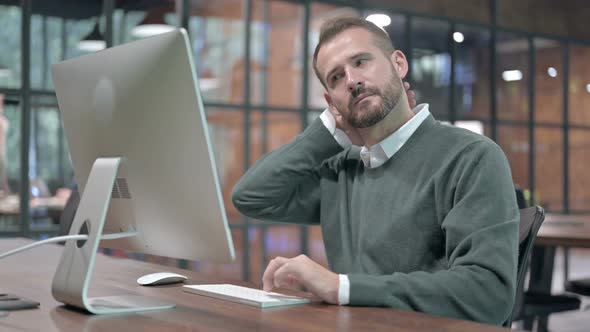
[328,105,365,146]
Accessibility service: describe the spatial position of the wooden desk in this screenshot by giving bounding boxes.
[0,195,67,214]
[0,195,66,225]
[0,238,511,332]
[527,213,590,330]
[530,213,590,292]
[529,213,590,293]
[536,213,590,248]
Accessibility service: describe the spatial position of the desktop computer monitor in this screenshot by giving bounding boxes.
[50,28,235,314]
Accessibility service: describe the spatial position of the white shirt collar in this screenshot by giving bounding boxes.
[360,104,430,169]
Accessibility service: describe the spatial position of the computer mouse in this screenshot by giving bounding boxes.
[137,272,188,286]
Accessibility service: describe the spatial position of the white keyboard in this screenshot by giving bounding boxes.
[182,284,311,308]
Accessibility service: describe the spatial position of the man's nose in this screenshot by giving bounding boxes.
[346,74,364,92]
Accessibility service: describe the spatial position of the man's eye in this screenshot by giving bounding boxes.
[356,59,367,66]
[331,73,343,82]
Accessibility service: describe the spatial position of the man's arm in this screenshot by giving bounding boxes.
[231,118,344,224]
[232,81,416,223]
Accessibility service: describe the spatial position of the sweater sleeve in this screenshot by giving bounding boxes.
[231,118,344,224]
[347,140,519,326]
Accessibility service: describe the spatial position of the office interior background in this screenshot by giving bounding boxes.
[0,0,589,283]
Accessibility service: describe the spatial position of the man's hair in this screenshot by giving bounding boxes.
[313,16,395,88]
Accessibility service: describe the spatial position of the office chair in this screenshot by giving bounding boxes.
[563,251,590,307]
[505,206,546,327]
[564,276,590,298]
[512,189,581,330]
[515,186,527,211]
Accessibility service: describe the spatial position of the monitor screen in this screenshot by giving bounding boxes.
[52,29,235,264]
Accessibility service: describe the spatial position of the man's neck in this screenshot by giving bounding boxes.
[357,93,415,147]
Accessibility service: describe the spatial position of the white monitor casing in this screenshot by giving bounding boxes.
[50,29,234,314]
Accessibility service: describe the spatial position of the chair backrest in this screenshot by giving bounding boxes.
[515,186,528,209]
[504,206,545,327]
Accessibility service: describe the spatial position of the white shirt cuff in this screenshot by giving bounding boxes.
[319,109,353,148]
[338,274,350,305]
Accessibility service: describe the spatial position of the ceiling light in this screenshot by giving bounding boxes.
[502,70,523,82]
[366,14,391,28]
[547,67,557,77]
[131,10,175,38]
[587,84,590,93]
[454,121,483,135]
[78,22,106,52]
[453,32,464,43]
[199,78,220,91]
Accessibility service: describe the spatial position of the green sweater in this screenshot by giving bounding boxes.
[232,115,519,325]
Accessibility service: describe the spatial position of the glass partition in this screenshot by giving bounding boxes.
[189,0,244,104]
[0,5,21,89]
[411,17,451,120]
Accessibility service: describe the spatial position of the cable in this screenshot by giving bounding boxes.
[0,231,138,260]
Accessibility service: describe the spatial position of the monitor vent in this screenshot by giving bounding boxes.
[116,178,131,199]
[111,184,120,199]
[111,178,131,199]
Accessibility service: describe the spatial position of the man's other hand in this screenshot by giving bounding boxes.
[404,81,416,109]
[262,254,339,304]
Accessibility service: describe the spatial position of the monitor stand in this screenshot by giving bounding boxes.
[51,157,175,314]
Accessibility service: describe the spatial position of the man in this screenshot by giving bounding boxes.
[232,17,518,326]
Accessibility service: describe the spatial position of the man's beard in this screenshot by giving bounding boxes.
[347,76,402,129]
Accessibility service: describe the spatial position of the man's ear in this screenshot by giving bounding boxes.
[324,92,333,107]
[390,50,409,79]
